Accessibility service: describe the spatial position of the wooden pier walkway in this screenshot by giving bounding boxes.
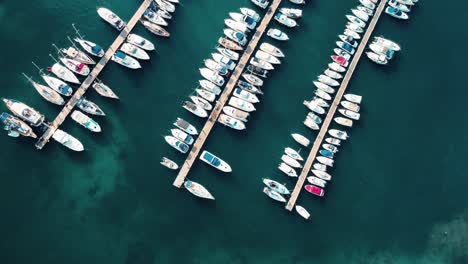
[173,0,283,188]
[285,0,389,210]
[35,0,153,150]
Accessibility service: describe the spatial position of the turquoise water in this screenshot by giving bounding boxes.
[1,0,467,263]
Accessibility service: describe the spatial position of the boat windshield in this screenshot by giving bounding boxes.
[204,152,221,166]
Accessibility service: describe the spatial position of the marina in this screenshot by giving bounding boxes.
[285,0,389,211]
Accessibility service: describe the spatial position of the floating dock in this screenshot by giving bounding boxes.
[173,0,283,188]
[285,0,389,211]
[35,0,153,150]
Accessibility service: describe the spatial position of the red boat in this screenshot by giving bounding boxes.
[331,55,349,67]
[305,185,325,197]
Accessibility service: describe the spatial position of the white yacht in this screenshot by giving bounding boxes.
[120,43,150,60]
[97,7,126,31]
[218,114,246,130]
[52,129,84,151]
[200,150,232,172]
[127,34,155,51]
[228,97,256,112]
[278,162,297,177]
[260,42,285,57]
[111,51,142,69]
[291,133,310,147]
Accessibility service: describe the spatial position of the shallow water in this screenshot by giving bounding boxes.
[0,0,467,263]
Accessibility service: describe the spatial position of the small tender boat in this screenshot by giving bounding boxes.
[74,38,105,57]
[313,80,335,93]
[165,135,189,154]
[282,154,302,168]
[204,59,228,76]
[200,150,232,172]
[141,20,170,37]
[344,28,361,40]
[389,0,410,13]
[338,34,358,48]
[97,7,126,31]
[0,112,37,138]
[260,42,285,57]
[278,162,297,177]
[212,53,236,70]
[144,9,168,26]
[242,73,263,86]
[291,133,309,147]
[49,63,80,84]
[250,57,274,70]
[184,180,215,200]
[60,58,90,76]
[315,89,332,101]
[305,185,325,197]
[77,97,105,116]
[218,37,243,51]
[240,7,260,22]
[325,137,341,146]
[337,40,356,55]
[339,108,360,120]
[263,187,286,202]
[352,8,369,22]
[335,117,353,127]
[373,37,401,52]
[233,88,259,103]
[267,28,289,41]
[307,176,327,187]
[304,117,319,130]
[385,6,409,20]
[251,0,269,9]
[127,34,155,51]
[319,149,334,158]
[295,205,310,220]
[174,117,198,135]
[196,88,215,102]
[41,74,73,96]
[2,98,44,126]
[313,163,327,172]
[317,156,334,167]
[190,95,212,111]
[285,147,303,161]
[23,74,64,105]
[92,80,119,99]
[341,100,360,112]
[200,68,224,86]
[263,179,290,195]
[224,29,247,46]
[318,75,340,87]
[328,62,346,73]
[160,157,178,170]
[346,15,366,28]
[200,79,222,95]
[183,101,208,118]
[61,46,95,64]
[155,0,176,13]
[247,65,268,78]
[224,19,250,33]
[311,170,332,181]
[228,97,256,112]
[346,21,364,33]
[303,100,325,114]
[255,50,281,64]
[325,68,343,79]
[223,106,249,122]
[216,47,239,61]
[238,80,263,95]
[229,12,257,30]
[52,129,84,151]
[71,110,101,132]
[274,13,297,27]
[120,42,150,60]
[332,55,349,67]
[323,143,339,153]
[280,8,303,18]
[344,93,362,104]
[328,129,349,140]
[111,51,142,69]
[171,128,194,145]
[218,114,246,130]
[360,0,376,10]
[307,112,322,124]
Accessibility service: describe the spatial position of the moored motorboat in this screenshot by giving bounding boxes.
[263,187,286,202]
[334,117,353,127]
[52,129,84,151]
[328,129,349,140]
[295,205,310,220]
[233,88,259,103]
[200,150,232,172]
[318,75,340,87]
[315,89,332,101]
[223,106,249,122]
[196,88,215,102]
[2,98,44,126]
[267,28,289,41]
[127,34,155,51]
[111,51,142,69]
[200,68,224,86]
[344,28,361,40]
[346,15,366,28]
[285,147,303,161]
[317,156,334,167]
[59,58,90,76]
[352,8,369,22]
[307,176,327,188]
[0,112,37,138]
[92,80,119,99]
[223,29,247,46]
[331,55,349,67]
[278,162,297,177]
[389,0,410,13]
[255,50,281,64]
[369,43,395,59]
[312,97,329,108]
[40,74,73,96]
[357,5,374,16]
[218,37,243,51]
[240,7,260,22]
[385,6,409,20]
[303,100,325,114]
[360,0,376,10]
[373,36,401,51]
[184,180,215,200]
[338,34,358,48]
[325,137,341,146]
[224,19,250,33]
[305,185,325,197]
[328,62,346,73]
[77,97,105,116]
[205,59,228,76]
[144,9,168,26]
[250,57,274,70]
[313,163,327,172]
[260,42,285,57]
[311,170,332,181]
[216,47,239,61]
[71,110,101,132]
[238,80,263,95]
[218,114,246,130]
[174,117,198,135]
[304,117,319,130]
[60,46,95,64]
[337,40,356,55]
[242,73,263,86]
[307,112,322,124]
[97,7,126,31]
[279,8,303,18]
[141,20,170,37]
[263,179,290,195]
[339,108,360,120]
[190,95,212,111]
[74,38,105,57]
[183,101,208,118]
[171,128,194,145]
[120,42,150,60]
[165,135,189,154]
[247,65,268,78]
[323,143,339,153]
[48,63,80,84]
[346,21,364,33]
[274,13,297,27]
[228,97,256,112]
[291,133,309,147]
[199,79,222,95]
[155,0,176,12]
[282,154,302,168]
[324,68,343,79]
[160,157,178,170]
[229,12,257,30]
[344,93,362,104]
[333,48,352,61]
[212,53,236,70]
[341,100,360,112]
[251,0,269,9]
[23,74,64,105]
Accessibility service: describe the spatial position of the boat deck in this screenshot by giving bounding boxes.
[173,0,283,188]
[35,0,153,150]
[285,0,389,211]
